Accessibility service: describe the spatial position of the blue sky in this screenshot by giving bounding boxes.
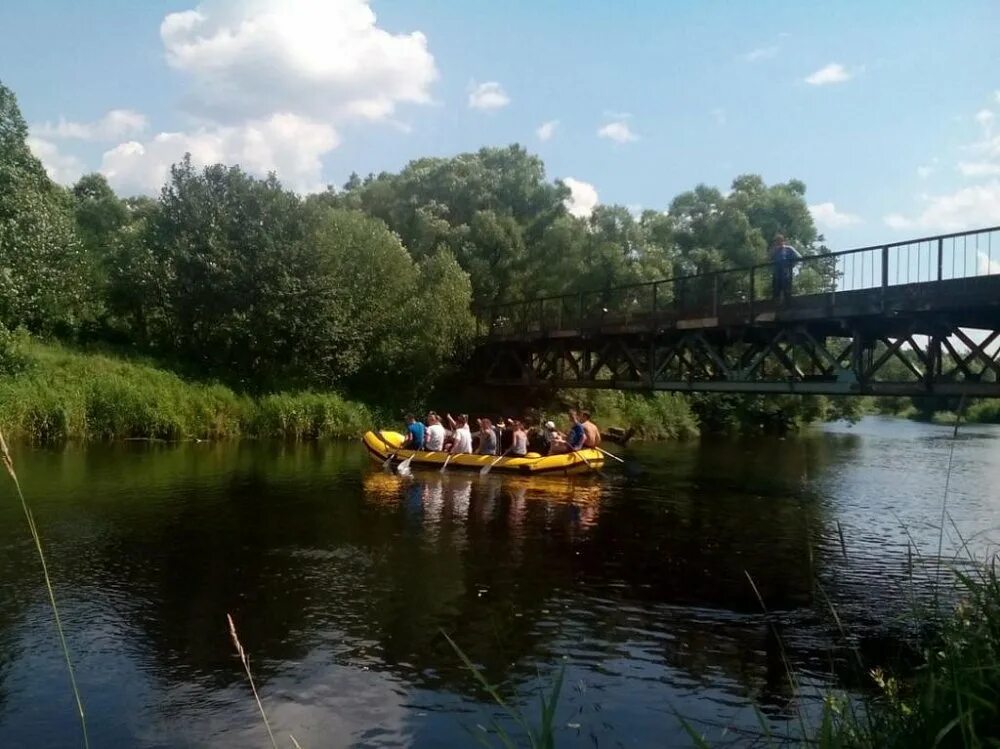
[1,0,997,248]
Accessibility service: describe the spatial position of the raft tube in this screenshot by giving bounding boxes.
[363,430,604,474]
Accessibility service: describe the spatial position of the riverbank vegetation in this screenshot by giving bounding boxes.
[1,78,875,439]
[0,337,371,441]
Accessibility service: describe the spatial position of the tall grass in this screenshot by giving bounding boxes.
[556,389,700,440]
[0,340,371,442]
[0,427,89,747]
[443,630,564,749]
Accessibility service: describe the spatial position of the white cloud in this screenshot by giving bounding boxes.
[975,109,995,130]
[958,161,1000,177]
[562,177,599,218]
[978,251,1000,275]
[468,82,510,111]
[883,181,1000,232]
[804,63,853,86]
[100,113,338,195]
[597,121,637,143]
[26,136,85,184]
[917,165,934,179]
[33,109,148,141]
[809,201,861,229]
[160,0,437,123]
[536,120,558,141]
[743,46,778,62]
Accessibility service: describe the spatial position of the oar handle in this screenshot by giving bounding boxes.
[596,446,625,463]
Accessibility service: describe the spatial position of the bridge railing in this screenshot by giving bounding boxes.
[478,226,1000,337]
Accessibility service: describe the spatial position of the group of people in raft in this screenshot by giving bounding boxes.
[400,410,601,458]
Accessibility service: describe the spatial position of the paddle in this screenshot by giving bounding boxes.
[595,446,625,464]
[440,453,454,473]
[375,431,399,471]
[397,453,415,475]
[480,447,513,476]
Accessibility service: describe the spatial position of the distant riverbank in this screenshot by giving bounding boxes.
[0,337,372,441]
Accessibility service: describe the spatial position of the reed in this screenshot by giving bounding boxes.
[226,613,279,749]
[443,630,564,749]
[0,427,89,748]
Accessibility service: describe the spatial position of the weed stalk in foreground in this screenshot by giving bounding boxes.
[226,613,280,749]
[0,427,89,748]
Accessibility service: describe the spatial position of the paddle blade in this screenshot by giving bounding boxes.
[480,463,492,476]
[397,456,413,476]
[440,456,451,473]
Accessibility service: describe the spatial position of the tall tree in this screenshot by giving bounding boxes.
[0,81,91,333]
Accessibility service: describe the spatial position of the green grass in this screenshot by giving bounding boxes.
[555,389,700,440]
[0,338,371,441]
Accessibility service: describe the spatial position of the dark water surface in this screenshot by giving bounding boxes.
[1,417,999,748]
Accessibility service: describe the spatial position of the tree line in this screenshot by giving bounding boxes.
[3,79,859,421]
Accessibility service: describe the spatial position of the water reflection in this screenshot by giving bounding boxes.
[0,419,998,747]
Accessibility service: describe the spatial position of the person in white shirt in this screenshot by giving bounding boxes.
[424,412,446,451]
[449,415,473,454]
[511,419,528,456]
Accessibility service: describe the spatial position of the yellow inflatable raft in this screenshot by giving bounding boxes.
[363,430,604,474]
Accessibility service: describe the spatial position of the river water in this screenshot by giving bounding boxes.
[1,416,999,748]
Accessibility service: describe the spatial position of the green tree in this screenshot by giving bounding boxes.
[0,81,91,333]
[329,145,570,307]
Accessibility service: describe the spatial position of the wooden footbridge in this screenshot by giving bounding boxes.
[474,226,1000,396]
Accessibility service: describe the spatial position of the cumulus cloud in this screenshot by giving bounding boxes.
[87,0,439,194]
[26,136,85,184]
[536,120,558,141]
[562,177,599,218]
[809,201,861,229]
[468,82,510,111]
[804,63,853,86]
[101,113,339,195]
[958,161,1000,177]
[743,46,778,62]
[597,121,637,143]
[160,0,437,123]
[33,109,148,141]
[883,182,1000,232]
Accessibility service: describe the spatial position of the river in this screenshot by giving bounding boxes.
[1,416,998,748]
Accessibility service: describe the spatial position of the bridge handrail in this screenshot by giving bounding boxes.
[477,225,1000,332]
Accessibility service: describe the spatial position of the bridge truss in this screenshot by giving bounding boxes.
[476,227,1000,397]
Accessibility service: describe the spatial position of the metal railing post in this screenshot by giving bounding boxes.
[577,292,584,327]
[652,282,658,315]
[937,238,944,281]
[881,245,889,288]
[749,266,755,318]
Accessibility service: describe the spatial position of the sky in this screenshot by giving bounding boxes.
[1,0,998,249]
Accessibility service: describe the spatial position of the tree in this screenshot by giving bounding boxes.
[329,145,570,308]
[0,81,92,333]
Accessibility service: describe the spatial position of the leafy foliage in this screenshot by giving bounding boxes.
[1,77,853,431]
[0,82,93,333]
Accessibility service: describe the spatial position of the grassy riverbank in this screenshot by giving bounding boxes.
[0,337,372,441]
[812,558,1000,748]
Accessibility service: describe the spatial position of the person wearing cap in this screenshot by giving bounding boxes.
[543,419,568,455]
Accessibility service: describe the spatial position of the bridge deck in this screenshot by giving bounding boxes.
[475,226,1000,397]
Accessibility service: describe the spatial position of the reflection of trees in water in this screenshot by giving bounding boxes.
[0,438,870,724]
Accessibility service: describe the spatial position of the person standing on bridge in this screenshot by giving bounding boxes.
[771,234,801,303]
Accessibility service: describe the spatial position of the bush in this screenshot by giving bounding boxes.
[0,339,370,441]
[555,389,699,440]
